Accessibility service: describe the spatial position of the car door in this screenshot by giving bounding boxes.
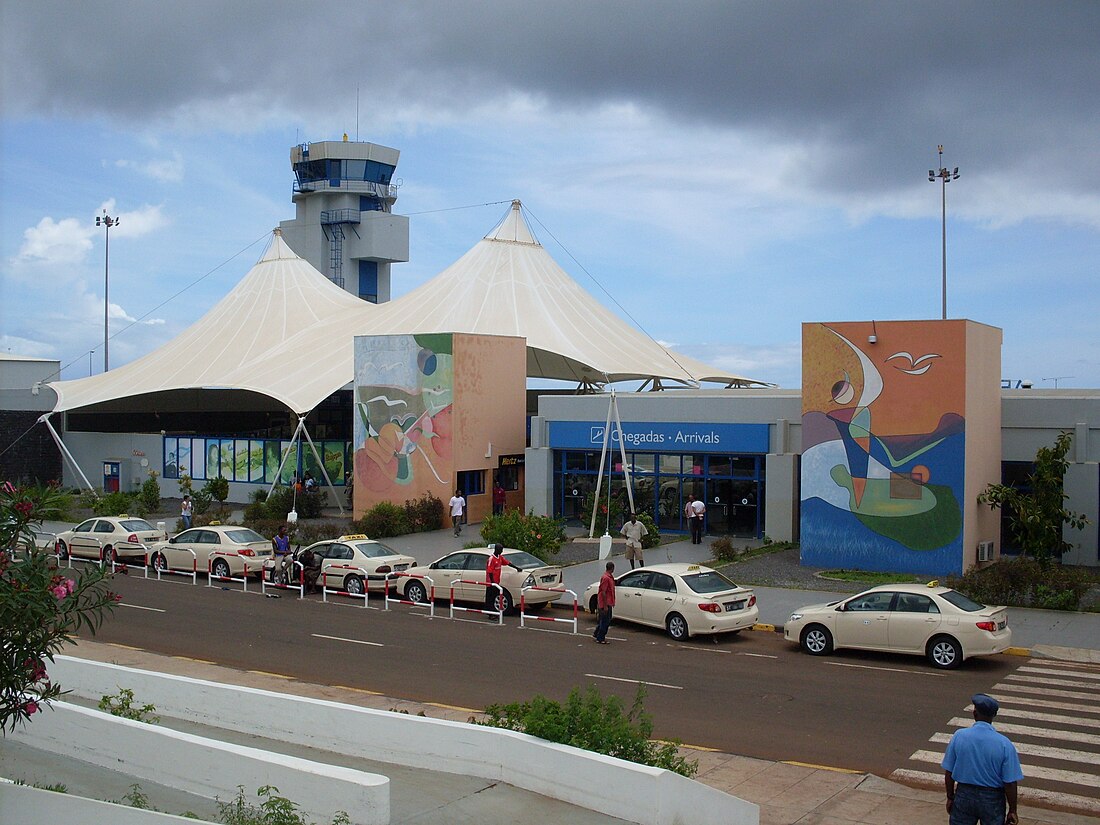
[834,591,894,649]
[325,543,355,587]
[641,571,679,628]
[67,519,101,559]
[614,570,652,623]
[888,593,942,652]
[430,552,474,599]
[164,529,201,569]
[194,530,222,568]
[309,543,333,586]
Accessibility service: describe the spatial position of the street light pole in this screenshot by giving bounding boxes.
[96,211,119,372]
[928,145,959,320]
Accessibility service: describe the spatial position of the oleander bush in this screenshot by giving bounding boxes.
[944,556,1094,611]
[355,501,411,538]
[479,509,567,562]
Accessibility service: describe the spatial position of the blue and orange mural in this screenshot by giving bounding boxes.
[353,334,455,503]
[800,322,965,574]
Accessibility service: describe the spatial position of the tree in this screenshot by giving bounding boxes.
[977,432,1089,567]
[1,481,119,732]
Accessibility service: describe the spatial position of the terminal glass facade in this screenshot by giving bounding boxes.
[163,436,351,486]
[553,450,765,537]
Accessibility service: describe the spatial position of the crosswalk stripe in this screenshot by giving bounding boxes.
[993,683,1095,702]
[1006,673,1099,690]
[987,706,1100,730]
[929,733,1100,766]
[889,769,1100,814]
[910,750,1099,788]
[988,693,1100,715]
[948,717,1100,746]
[1018,665,1100,682]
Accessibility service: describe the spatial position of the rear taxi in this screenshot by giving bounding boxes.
[784,582,1012,669]
[400,548,563,613]
[583,563,759,641]
[147,524,273,578]
[263,534,416,594]
[54,516,167,564]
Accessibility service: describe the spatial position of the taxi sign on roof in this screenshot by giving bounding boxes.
[118,514,129,518]
[339,534,369,541]
[686,564,701,571]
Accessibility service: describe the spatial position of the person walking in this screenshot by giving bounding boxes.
[484,543,514,617]
[449,489,466,536]
[593,561,616,644]
[180,495,193,530]
[942,693,1023,825]
[685,494,706,544]
[619,512,648,569]
[492,481,507,516]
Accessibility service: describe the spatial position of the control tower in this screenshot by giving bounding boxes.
[278,138,410,302]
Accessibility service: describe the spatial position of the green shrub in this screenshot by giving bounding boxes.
[93,491,136,517]
[216,785,351,825]
[243,485,323,521]
[138,474,161,513]
[481,684,697,777]
[711,536,739,563]
[480,509,567,561]
[98,688,159,724]
[204,476,230,505]
[403,493,445,533]
[634,511,660,550]
[191,487,213,516]
[580,490,625,534]
[356,501,411,538]
[944,556,1093,610]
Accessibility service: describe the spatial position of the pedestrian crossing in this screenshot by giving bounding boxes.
[891,659,1100,815]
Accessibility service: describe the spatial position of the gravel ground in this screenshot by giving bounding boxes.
[718,546,865,593]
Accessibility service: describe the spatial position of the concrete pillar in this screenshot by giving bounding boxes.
[764,453,799,543]
[1062,462,1099,567]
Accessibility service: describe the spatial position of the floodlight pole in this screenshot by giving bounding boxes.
[96,211,119,371]
[928,146,959,320]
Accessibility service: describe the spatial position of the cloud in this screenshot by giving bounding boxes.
[109,302,166,326]
[116,151,184,183]
[15,216,95,265]
[0,334,57,360]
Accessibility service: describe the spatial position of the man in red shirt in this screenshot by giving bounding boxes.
[484,543,514,616]
[593,561,616,644]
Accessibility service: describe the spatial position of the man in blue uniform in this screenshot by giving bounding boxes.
[942,693,1023,825]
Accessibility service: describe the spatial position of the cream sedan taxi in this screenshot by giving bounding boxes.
[263,534,416,594]
[147,525,273,578]
[784,583,1012,669]
[400,548,564,613]
[583,563,759,641]
[54,516,168,564]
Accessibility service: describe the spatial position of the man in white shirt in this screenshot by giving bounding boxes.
[619,512,649,569]
[449,489,466,536]
[685,494,706,544]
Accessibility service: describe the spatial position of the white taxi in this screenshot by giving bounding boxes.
[583,563,759,641]
[400,548,564,613]
[783,583,1012,669]
[263,534,416,594]
[54,516,168,564]
[147,524,273,578]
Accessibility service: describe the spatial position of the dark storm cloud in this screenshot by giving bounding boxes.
[4,1,1099,197]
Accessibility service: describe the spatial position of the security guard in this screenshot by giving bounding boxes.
[942,693,1023,825]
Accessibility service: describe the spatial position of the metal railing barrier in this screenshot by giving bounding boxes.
[111,542,152,578]
[321,564,372,607]
[384,572,435,617]
[149,547,198,584]
[262,559,304,599]
[449,579,504,624]
[520,587,578,634]
[206,551,251,591]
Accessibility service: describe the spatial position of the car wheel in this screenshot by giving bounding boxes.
[589,595,598,614]
[406,581,428,604]
[927,635,962,669]
[56,540,69,560]
[666,612,689,641]
[492,589,514,614]
[212,559,231,579]
[800,625,834,656]
[152,553,168,572]
[345,575,365,596]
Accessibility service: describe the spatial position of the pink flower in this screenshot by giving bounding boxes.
[50,578,76,600]
[24,701,39,715]
[14,501,33,517]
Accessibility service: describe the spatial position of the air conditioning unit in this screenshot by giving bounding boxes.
[976,541,995,562]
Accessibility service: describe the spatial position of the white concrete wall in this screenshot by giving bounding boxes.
[9,701,388,825]
[51,656,758,825]
[0,783,207,825]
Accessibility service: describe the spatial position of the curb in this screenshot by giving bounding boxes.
[1004,646,1031,657]
[751,623,780,633]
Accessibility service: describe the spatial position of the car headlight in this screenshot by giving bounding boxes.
[523,574,535,587]
[789,613,803,622]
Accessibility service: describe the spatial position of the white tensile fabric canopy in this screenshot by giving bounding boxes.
[49,202,769,415]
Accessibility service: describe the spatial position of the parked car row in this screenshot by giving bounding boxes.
[52,519,1013,668]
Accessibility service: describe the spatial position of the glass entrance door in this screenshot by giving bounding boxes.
[705,479,760,537]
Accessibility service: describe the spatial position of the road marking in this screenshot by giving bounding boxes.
[890,769,1100,814]
[824,662,944,676]
[118,603,166,613]
[312,633,384,648]
[172,656,217,665]
[737,651,779,659]
[911,749,1098,787]
[929,732,1100,765]
[675,644,731,654]
[331,684,384,696]
[994,683,1094,701]
[584,673,683,690]
[424,701,480,713]
[1006,673,1099,689]
[782,760,862,774]
[1018,665,1100,681]
[983,706,1100,729]
[948,716,1100,746]
[247,670,294,680]
[988,693,1100,715]
[106,643,144,651]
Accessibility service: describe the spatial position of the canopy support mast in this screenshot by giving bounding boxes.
[38,414,96,494]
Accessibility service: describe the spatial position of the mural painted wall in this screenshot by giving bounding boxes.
[353,334,455,514]
[801,321,968,575]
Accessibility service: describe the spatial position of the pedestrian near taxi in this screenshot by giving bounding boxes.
[180,495,193,529]
[484,543,514,616]
[619,512,648,569]
[492,481,507,516]
[449,489,465,536]
[593,561,616,643]
[942,693,1023,825]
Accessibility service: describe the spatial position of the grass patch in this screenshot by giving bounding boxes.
[819,569,924,585]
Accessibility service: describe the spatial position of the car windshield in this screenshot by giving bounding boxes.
[939,589,987,612]
[503,551,545,570]
[119,519,155,532]
[224,528,265,544]
[354,542,397,558]
[682,570,740,594]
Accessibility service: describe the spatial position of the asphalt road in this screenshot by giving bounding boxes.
[86,569,1022,777]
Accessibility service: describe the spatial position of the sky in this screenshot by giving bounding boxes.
[2,1,1099,390]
